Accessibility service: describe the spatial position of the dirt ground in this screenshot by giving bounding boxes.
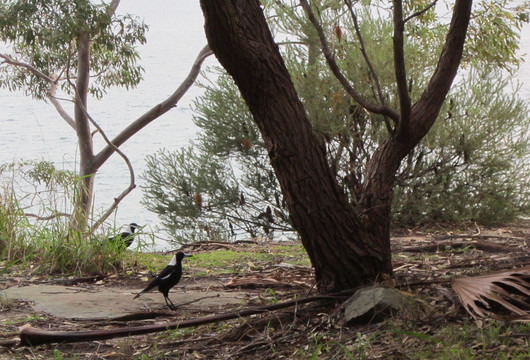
[1,223,529,359]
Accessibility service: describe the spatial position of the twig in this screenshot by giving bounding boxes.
[0,54,54,82]
[299,0,399,122]
[343,0,386,110]
[404,0,438,23]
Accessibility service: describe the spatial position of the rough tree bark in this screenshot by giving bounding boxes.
[199,0,472,293]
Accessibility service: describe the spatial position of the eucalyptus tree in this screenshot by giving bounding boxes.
[0,0,211,231]
[196,0,530,292]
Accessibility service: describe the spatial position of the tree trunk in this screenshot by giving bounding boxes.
[200,0,392,292]
[73,31,95,229]
[199,0,471,293]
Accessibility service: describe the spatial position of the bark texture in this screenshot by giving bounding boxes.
[199,0,472,292]
[200,0,392,292]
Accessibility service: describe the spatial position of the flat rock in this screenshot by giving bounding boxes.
[1,284,248,320]
[343,286,408,324]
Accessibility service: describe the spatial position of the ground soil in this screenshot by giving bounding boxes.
[1,223,529,359]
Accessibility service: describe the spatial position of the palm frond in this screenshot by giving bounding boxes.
[451,266,530,322]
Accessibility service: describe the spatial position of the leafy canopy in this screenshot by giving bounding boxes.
[0,0,148,99]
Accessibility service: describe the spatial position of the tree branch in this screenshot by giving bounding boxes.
[343,0,385,107]
[393,0,411,139]
[410,0,473,141]
[71,98,136,234]
[404,0,438,23]
[108,0,120,14]
[299,0,400,122]
[92,44,213,167]
[48,82,76,130]
[0,53,54,83]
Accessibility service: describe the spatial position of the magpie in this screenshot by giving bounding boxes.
[133,251,192,309]
[109,223,140,248]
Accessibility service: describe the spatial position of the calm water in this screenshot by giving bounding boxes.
[0,2,529,250]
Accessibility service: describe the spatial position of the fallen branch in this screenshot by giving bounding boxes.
[50,275,105,286]
[433,234,527,242]
[175,239,259,252]
[398,240,524,253]
[19,289,356,346]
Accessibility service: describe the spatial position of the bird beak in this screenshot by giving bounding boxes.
[183,253,192,258]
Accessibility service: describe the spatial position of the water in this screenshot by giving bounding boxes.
[0,3,529,251]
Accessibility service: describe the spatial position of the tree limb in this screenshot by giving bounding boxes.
[48,82,76,130]
[300,0,400,122]
[92,44,213,167]
[410,0,473,141]
[404,0,438,23]
[0,54,55,83]
[343,0,386,108]
[393,0,411,139]
[108,0,120,14]
[76,103,136,233]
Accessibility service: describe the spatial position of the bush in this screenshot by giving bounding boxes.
[142,1,530,241]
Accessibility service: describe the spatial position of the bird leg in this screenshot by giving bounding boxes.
[164,295,178,310]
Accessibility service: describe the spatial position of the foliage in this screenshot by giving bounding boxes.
[0,0,147,99]
[143,0,530,241]
[0,0,152,232]
[393,66,530,226]
[0,160,134,275]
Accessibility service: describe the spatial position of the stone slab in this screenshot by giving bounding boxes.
[1,284,248,320]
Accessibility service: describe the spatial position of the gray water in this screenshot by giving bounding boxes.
[0,2,529,251]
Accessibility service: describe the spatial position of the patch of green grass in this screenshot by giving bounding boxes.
[126,252,171,273]
[120,244,310,278]
[368,320,530,360]
[427,322,529,360]
[189,250,265,274]
[2,313,47,326]
[0,161,140,277]
[0,293,16,310]
[187,245,310,277]
[291,321,529,360]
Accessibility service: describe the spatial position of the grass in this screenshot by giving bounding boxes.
[287,321,530,360]
[2,314,47,326]
[0,210,130,276]
[124,244,310,280]
[187,245,310,277]
[0,160,161,277]
[0,292,16,310]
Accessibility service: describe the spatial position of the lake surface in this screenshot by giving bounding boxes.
[0,2,529,251]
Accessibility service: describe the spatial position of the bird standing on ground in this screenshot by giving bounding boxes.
[109,223,140,248]
[133,251,192,309]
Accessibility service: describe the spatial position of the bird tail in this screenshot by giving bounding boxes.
[133,292,142,299]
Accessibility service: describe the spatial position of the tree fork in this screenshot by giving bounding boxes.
[199,0,392,292]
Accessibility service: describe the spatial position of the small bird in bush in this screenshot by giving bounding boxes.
[109,223,140,248]
[133,251,192,309]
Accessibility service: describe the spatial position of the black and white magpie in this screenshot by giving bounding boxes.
[109,223,140,248]
[133,251,192,309]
